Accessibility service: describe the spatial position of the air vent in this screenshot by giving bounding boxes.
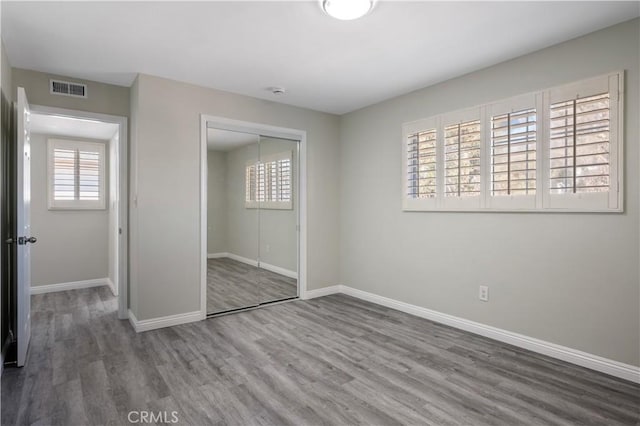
[50,79,87,98]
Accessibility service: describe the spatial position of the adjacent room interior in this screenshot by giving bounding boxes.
[0,1,639,425]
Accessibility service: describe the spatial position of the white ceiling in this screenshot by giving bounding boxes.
[30,113,119,140]
[3,1,638,114]
[208,128,259,151]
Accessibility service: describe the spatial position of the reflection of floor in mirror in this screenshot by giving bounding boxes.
[207,257,297,314]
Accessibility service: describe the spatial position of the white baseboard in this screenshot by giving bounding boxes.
[303,285,342,300]
[226,253,258,267]
[335,285,639,384]
[30,278,109,295]
[106,278,117,296]
[259,262,297,279]
[128,309,202,333]
[207,252,229,259]
[210,252,297,279]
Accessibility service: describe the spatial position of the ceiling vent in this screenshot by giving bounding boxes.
[50,79,87,98]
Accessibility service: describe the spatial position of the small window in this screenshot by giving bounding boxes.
[245,151,293,210]
[48,139,106,210]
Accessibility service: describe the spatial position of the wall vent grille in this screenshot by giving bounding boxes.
[50,79,87,98]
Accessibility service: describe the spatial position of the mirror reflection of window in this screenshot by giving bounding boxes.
[245,151,292,209]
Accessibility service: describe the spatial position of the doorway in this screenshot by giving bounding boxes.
[26,104,128,320]
[200,116,307,317]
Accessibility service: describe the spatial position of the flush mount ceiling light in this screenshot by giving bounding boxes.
[322,0,373,20]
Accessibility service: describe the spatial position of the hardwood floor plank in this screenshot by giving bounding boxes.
[2,287,639,425]
[207,258,297,314]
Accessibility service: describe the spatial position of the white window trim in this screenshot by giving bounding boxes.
[401,71,624,213]
[47,138,106,210]
[245,150,293,210]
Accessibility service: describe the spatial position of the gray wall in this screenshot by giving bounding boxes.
[1,38,14,351]
[1,40,11,101]
[29,133,109,286]
[12,68,129,117]
[225,143,259,262]
[130,74,340,320]
[257,137,298,273]
[339,19,640,366]
[207,149,228,254]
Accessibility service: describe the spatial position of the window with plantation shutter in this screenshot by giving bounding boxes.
[245,151,293,210]
[401,71,623,212]
[444,120,481,198]
[491,108,537,196]
[544,73,621,211]
[406,128,437,199]
[549,94,610,194]
[48,139,106,210]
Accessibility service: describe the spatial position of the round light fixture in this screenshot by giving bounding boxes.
[322,0,373,20]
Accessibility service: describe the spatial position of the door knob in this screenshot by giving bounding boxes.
[17,237,37,245]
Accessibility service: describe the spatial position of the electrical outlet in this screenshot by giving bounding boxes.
[479,285,489,302]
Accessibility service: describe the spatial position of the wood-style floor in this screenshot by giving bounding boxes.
[207,258,297,314]
[2,287,639,425]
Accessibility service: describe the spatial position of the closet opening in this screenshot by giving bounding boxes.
[199,116,307,318]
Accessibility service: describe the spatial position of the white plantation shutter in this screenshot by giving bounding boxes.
[48,139,105,209]
[549,94,610,194]
[276,158,292,202]
[439,107,483,210]
[245,151,293,209]
[257,162,267,201]
[78,149,101,200]
[245,164,257,203]
[444,120,481,197]
[402,116,439,210]
[52,148,76,201]
[401,72,622,212]
[406,128,437,199]
[486,93,542,210]
[544,73,621,211]
[491,108,537,196]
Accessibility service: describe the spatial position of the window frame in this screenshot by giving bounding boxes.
[401,71,624,213]
[47,138,106,210]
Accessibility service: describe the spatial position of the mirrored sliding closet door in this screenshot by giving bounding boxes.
[256,136,299,304]
[206,129,299,315]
